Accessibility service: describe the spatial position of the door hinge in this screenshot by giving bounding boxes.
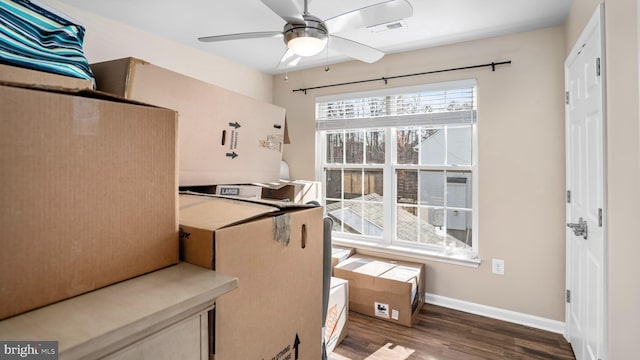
[598,208,603,227]
[567,190,571,203]
[566,289,571,303]
[596,57,601,77]
[565,91,570,105]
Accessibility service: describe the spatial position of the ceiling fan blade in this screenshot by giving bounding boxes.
[261,0,305,24]
[324,0,413,34]
[329,35,384,63]
[198,31,283,43]
[277,48,303,70]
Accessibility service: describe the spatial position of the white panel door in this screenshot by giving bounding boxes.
[564,4,607,360]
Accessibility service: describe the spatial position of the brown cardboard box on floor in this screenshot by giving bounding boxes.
[0,82,179,320]
[178,193,323,360]
[333,254,425,327]
[0,63,93,90]
[91,57,286,186]
[325,277,349,354]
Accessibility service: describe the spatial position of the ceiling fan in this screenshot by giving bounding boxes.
[198,0,413,69]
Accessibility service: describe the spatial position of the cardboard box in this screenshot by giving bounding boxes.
[178,193,323,360]
[0,63,93,90]
[325,277,349,354]
[215,184,262,199]
[255,179,322,204]
[91,57,286,186]
[333,255,425,327]
[331,246,356,270]
[0,83,179,320]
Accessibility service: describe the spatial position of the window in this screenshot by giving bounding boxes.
[316,80,478,261]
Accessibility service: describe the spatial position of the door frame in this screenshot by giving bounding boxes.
[564,3,608,359]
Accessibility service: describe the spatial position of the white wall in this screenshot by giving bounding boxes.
[39,0,274,103]
[275,26,567,322]
[565,0,640,358]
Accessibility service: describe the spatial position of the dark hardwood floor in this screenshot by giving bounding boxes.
[330,304,576,360]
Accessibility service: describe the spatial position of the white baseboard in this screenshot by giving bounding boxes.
[425,293,565,334]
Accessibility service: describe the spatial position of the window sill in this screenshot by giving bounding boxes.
[332,237,482,268]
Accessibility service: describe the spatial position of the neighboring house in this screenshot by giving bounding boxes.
[419,127,472,241]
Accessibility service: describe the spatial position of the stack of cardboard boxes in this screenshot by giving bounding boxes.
[88,58,325,360]
[325,245,427,355]
[1,56,325,360]
[87,59,326,359]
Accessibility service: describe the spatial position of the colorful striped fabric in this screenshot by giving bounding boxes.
[0,0,94,82]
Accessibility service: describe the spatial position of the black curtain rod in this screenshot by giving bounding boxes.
[292,60,511,94]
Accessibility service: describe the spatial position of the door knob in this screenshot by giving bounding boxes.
[567,217,588,239]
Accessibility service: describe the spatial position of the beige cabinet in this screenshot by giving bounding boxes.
[0,263,237,360]
[106,314,206,360]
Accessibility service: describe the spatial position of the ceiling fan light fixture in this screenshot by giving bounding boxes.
[283,15,328,57]
[287,33,326,56]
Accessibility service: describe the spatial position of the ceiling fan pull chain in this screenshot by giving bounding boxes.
[325,37,330,72]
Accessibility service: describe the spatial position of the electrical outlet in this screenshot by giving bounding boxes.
[492,259,505,275]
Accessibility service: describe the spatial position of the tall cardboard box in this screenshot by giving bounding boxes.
[178,194,323,360]
[91,58,286,186]
[0,83,179,320]
[334,255,425,327]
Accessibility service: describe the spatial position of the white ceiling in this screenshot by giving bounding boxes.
[56,0,574,74]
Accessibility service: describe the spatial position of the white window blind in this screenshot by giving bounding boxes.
[316,79,476,130]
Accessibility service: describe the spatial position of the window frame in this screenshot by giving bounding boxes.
[315,80,480,266]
